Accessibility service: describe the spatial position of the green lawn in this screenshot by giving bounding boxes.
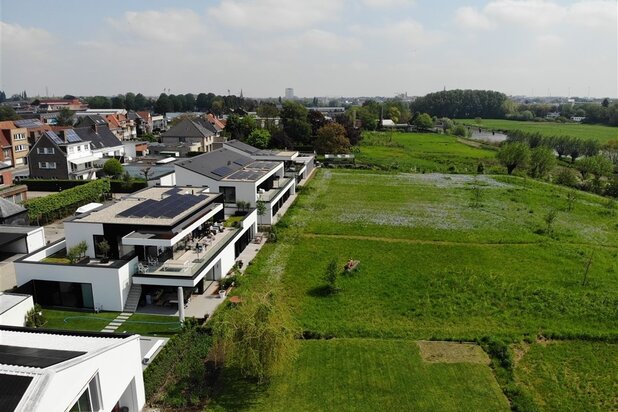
[356,131,497,173]
[516,341,618,411]
[458,119,618,143]
[208,339,509,412]
[41,308,181,336]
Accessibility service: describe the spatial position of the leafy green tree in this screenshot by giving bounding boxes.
[0,106,20,121]
[155,93,173,114]
[452,124,467,137]
[324,259,340,294]
[281,101,311,146]
[602,98,610,108]
[576,155,613,181]
[125,92,136,110]
[102,158,124,177]
[413,113,434,130]
[307,110,326,136]
[56,108,74,126]
[246,128,271,149]
[528,146,556,179]
[184,93,196,111]
[602,140,618,164]
[314,123,351,154]
[134,93,149,110]
[256,101,279,118]
[387,106,401,123]
[0,90,6,103]
[497,142,530,175]
[411,89,508,118]
[354,106,378,130]
[213,289,298,382]
[87,96,111,109]
[111,95,125,109]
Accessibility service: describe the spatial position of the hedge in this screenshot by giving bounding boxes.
[23,179,111,225]
[22,178,147,194]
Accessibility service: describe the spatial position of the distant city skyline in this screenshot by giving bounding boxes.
[1,0,616,98]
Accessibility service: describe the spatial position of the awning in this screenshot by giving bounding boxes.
[68,155,99,165]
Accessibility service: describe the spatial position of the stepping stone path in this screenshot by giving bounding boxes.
[101,313,132,333]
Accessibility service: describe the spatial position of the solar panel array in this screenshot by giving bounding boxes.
[14,119,42,128]
[227,170,265,181]
[246,161,279,170]
[211,166,234,177]
[233,157,252,166]
[64,129,82,143]
[0,344,85,368]
[117,194,205,219]
[46,131,63,145]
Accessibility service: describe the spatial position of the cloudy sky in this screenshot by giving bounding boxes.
[1,0,616,98]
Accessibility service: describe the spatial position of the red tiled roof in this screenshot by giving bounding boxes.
[0,121,16,130]
[0,130,11,147]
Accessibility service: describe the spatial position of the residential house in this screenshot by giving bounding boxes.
[136,111,153,135]
[28,130,99,180]
[151,114,166,132]
[74,115,125,161]
[0,121,29,167]
[0,198,29,225]
[175,147,295,224]
[160,118,216,153]
[0,326,145,412]
[37,98,88,112]
[12,119,52,145]
[0,293,33,327]
[14,186,257,312]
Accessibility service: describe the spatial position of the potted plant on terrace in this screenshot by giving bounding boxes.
[97,239,111,263]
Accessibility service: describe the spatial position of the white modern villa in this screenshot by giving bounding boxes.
[14,186,257,312]
[175,140,314,225]
[0,325,144,412]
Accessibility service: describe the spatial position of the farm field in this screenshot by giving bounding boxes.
[209,339,509,411]
[208,168,618,410]
[356,131,497,173]
[457,119,618,143]
[515,341,618,411]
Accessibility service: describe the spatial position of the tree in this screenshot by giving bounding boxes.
[247,129,271,149]
[196,93,209,110]
[155,93,173,114]
[413,113,434,130]
[87,96,111,109]
[212,289,298,382]
[576,155,613,192]
[124,92,136,110]
[602,140,618,165]
[307,110,326,136]
[602,98,610,108]
[102,158,123,177]
[55,108,74,126]
[528,146,556,179]
[567,138,584,163]
[315,123,351,154]
[256,101,279,118]
[544,209,558,235]
[281,101,311,146]
[111,95,125,109]
[324,259,340,294]
[0,90,6,103]
[497,142,530,175]
[134,93,149,110]
[0,106,20,121]
[184,93,196,111]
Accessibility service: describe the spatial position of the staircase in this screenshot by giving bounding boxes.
[123,284,142,313]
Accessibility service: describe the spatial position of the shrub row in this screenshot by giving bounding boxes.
[22,178,147,193]
[23,179,110,225]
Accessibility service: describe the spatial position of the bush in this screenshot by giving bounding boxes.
[23,179,110,224]
[554,168,579,188]
[102,158,123,177]
[25,304,46,327]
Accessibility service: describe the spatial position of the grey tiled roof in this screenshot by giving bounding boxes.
[0,198,26,218]
[162,118,215,139]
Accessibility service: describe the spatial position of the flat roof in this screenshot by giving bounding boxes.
[73,186,218,226]
[0,293,30,315]
[0,373,32,412]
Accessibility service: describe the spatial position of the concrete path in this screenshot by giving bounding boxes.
[101,312,132,333]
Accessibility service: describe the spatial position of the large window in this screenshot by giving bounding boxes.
[39,162,57,169]
[33,280,94,309]
[220,186,236,203]
[37,147,55,154]
[69,375,102,412]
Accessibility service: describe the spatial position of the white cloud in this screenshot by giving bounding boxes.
[356,20,445,49]
[456,0,617,31]
[536,34,563,48]
[455,6,495,30]
[207,0,344,31]
[361,0,415,8]
[0,21,55,50]
[108,9,205,43]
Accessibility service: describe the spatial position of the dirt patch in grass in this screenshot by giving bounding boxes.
[417,341,490,365]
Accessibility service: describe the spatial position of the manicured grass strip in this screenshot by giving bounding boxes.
[516,341,618,412]
[457,119,618,143]
[208,339,509,411]
[116,314,182,337]
[42,309,119,331]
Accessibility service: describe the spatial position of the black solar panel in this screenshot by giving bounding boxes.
[164,187,182,195]
[246,161,279,170]
[64,129,82,143]
[211,166,234,177]
[0,345,85,368]
[228,170,264,181]
[46,131,63,145]
[118,195,205,219]
[0,374,33,412]
[14,119,42,128]
[233,157,252,166]
[117,199,157,217]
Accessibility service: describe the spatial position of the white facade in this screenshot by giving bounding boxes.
[0,293,34,326]
[1,328,145,412]
[15,241,135,312]
[0,226,46,254]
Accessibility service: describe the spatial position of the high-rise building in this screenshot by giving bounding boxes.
[285,88,294,100]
